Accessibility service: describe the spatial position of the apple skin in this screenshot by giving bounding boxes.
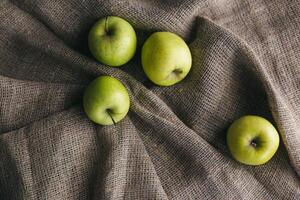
[141,32,192,86]
[83,76,130,125]
[227,115,280,166]
[88,16,137,67]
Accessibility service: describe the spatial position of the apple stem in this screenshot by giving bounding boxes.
[107,110,116,125]
[105,17,109,35]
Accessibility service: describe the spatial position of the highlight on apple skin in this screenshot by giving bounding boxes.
[226,115,280,166]
[141,32,192,86]
[83,76,130,125]
[88,16,137,67]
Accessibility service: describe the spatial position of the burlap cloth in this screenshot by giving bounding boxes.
[1,0,300,199]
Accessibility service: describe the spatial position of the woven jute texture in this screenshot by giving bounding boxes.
[1,0,300,199]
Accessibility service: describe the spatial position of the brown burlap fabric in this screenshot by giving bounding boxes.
[1,0,300,199]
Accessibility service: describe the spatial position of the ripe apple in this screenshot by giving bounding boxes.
[141,32,192,86]
[88,16,137,67]
[83,76,130,125]
[227,115,280,165]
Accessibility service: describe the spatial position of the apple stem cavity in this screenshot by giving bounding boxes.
[250,138,258,148]
[163,68,183,81]
[173,69,183,75]
[106,109,116,125]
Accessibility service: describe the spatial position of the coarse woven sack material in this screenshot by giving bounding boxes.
[0,0,300,199]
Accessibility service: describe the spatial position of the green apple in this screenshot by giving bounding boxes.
[227,115,280,165]
[88,16,137,67]
[141,32,192,86]
[83,76,130,125]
